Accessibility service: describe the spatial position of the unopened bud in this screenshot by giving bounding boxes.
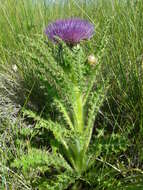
[12,64,18,72]
[88,54,97,65]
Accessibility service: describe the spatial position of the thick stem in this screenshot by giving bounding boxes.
[73,86,84,133]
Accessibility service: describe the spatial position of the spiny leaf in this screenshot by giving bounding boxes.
[54,99,74,130]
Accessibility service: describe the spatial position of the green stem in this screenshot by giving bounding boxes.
[73,86,84,133]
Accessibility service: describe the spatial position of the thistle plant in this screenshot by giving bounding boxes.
[44,19,106,174]
[11,18,108,189]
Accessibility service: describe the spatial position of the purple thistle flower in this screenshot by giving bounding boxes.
[45,18,94,45]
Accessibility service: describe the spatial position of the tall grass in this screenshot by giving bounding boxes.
[0,0,143,189]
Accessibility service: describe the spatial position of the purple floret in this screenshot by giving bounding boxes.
[45,18,94,45]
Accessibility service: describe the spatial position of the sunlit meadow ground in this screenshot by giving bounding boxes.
[0,0,143,189]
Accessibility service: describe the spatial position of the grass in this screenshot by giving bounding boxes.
[0,0,143,189]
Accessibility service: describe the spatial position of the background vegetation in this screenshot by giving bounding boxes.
[0,0,143,189]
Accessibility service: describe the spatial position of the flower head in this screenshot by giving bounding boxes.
[45,18,94,45]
